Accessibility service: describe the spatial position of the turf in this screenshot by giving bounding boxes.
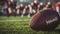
[0,16,60,34]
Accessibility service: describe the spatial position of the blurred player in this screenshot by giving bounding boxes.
[6,0,17,16]
[0,0,8,16]
[16,5,20,15]
[21,5,29,17]
[16,3,24,16]
[37,2,44,13]
[55,2,60,16]
[39,2,53,13]
[30,2,34,13]
[11,1,17,16]
[16,3,24,17]
[16,2,20,15]
[33,0,38,13]
[28,1,38,15]
[3,2,9,16]
[5,1,12,16]
[28,5,33,17]
[44,2,52,9]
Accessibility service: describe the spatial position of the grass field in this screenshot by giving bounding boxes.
[0,16,60,34]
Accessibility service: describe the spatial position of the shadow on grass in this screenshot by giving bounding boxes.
[40,29,60,32]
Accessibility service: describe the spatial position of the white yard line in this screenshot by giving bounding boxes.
[0,20,29,22]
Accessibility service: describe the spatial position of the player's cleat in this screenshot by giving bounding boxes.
[21,15,23,18]
[27,14,30,18]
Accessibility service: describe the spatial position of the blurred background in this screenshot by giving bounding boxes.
[0,0,60,34]
[0,0,60,17]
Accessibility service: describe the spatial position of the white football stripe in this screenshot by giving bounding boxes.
[0,20,29,22]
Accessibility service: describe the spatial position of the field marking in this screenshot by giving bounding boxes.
[0,20,29,22]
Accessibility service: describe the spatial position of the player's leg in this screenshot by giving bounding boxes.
[16,9,20,15]
[21,9,26,17]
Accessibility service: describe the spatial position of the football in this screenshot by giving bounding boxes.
[29,9,60,31]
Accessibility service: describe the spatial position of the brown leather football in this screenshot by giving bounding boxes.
[29,9,60,31]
